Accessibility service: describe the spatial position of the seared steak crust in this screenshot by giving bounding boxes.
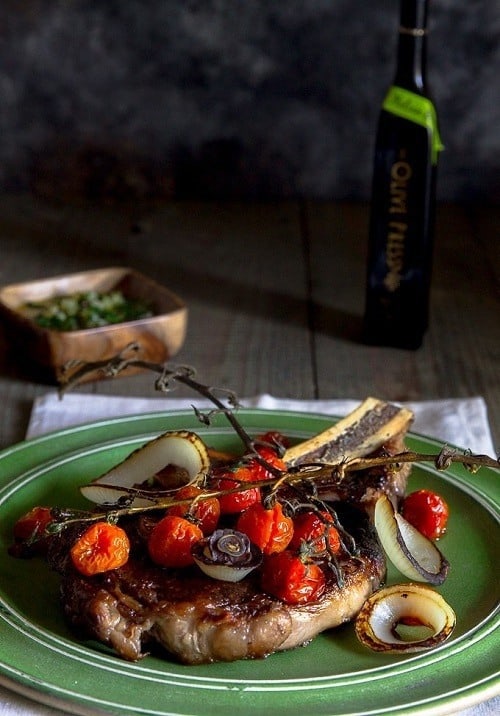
[59,506,385,665]
[49,427,411,666]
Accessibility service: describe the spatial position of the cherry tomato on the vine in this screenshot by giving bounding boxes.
[13,506,53,543]
[148,514,203,568]
[289,510,341,555]
[257,431,289,450]
[70,522,130,577]
[236,501,294,555]
[11,506,53,556]
[246,447,287,481]
[167,485,220,535]
[214,466,261,515]
[260,550,326,605]
[401,489,449,540]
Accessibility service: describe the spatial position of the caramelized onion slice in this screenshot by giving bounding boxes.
[374,494,449,585]
[81,430,210,506]
[355,583,456,653]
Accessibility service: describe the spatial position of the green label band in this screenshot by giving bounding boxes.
[383,86,444,164]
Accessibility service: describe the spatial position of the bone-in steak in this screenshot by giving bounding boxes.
[44,405,413,665]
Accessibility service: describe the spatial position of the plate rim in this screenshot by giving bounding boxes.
[0,408,499,716]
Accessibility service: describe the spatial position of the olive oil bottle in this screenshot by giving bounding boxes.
[363,0,443,349]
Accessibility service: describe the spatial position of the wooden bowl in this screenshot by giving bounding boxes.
[0,267,187,383]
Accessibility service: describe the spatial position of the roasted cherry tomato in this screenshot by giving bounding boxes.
[260,550,326,605]
[236,501,294,555]
[70,522,130,576]
[212,434,287,515]
[214,466,261,515]
[246,433,288,481]
[10,506,53,557]
[289,510,341,555]
[13,506,53,542]
[401,489,449,540]
[167,485,220,535]
[246,447,287,481]
[148,514,203,568]
[257,430,289,450]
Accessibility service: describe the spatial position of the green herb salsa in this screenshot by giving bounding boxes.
[23,290,153,331]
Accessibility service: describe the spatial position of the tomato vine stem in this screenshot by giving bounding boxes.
[52,343,499,534]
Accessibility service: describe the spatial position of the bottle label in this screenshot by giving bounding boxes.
[383,86,443,164]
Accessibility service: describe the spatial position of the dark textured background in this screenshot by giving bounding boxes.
[1,0,498,203]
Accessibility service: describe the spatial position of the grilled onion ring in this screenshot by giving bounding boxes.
[81,430,210,506]
[355,583,456,653]
[374,494,449,585]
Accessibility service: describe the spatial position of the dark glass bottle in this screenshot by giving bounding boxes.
[362,0,442,349]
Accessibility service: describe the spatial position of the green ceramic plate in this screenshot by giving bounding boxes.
[0,409,499,716]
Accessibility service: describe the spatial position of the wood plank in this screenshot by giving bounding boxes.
[62,200,316,399]
[468,205,500,285]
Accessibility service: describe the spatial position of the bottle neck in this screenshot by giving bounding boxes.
[394,0,428,93]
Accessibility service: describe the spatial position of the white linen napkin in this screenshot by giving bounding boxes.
[1,393,497,716]
[26,391,495,455]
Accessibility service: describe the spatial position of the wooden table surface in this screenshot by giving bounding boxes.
[0,194,499,716]
[0,194,498,452]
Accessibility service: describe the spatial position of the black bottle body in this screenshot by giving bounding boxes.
[363,109,436,349]
[363,0,440,350]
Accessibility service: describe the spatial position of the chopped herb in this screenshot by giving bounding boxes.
[23,291,153,331]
